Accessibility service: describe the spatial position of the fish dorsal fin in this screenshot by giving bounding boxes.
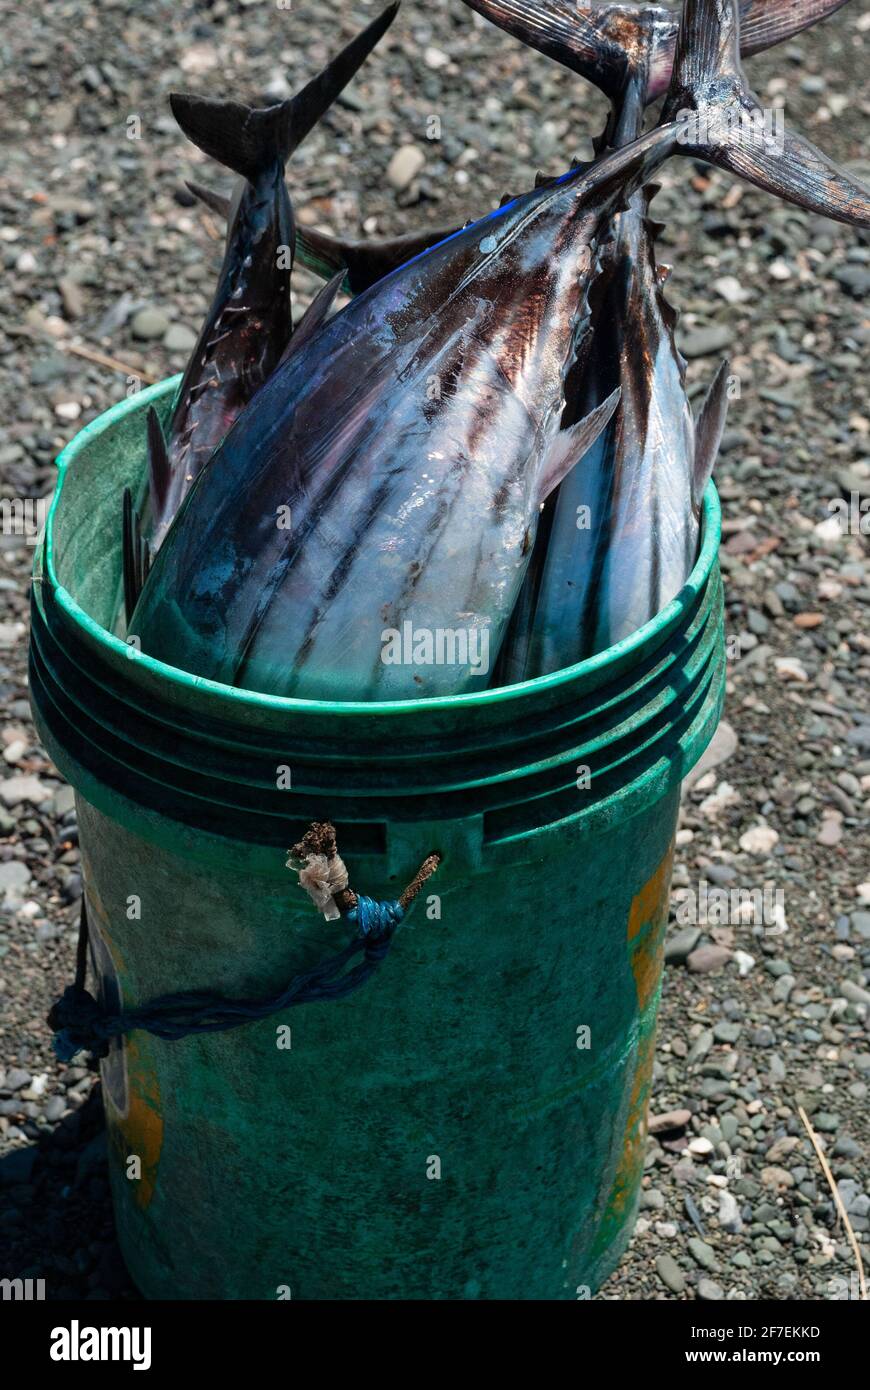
[185,179,232,220]
[278,272,345,366]
[692,358,731,511]
[536,387,620,505]
[146,407,171,515]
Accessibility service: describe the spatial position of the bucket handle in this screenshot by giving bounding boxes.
[47,824,440,1063]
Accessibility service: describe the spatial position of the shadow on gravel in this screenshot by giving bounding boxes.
[0,1083,139,1299]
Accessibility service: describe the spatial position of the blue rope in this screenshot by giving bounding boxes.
[48,895,405,1062]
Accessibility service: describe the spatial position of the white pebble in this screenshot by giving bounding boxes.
[688,1137,714,1157]
[738,823,779,854]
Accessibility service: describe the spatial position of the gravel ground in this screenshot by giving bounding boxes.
[0,0,868,1301]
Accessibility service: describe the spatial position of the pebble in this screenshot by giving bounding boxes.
[712,275,749,304]
[697,1279,725,1301]
[0,775,51,808]
[688,1238,718,1271]
[655,1254,686,1295]
[773,657,809,682]
[131,306,171,340]
[688,1137,715,1157]
[163,323,198,353]
[738,824,779,854]
[816,816,843,847]
[718,1191,743,1233]
[665,927,701,965]
[386,144,426,191]
[851,912,870,941]
[687,944,731,974]
[713,1021,741,1043]
[58,276,85,319]
[649,1109,692,1134]
[681,325,733,358]
[0,860,30,893]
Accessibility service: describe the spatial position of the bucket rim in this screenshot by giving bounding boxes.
[45,374,722,718]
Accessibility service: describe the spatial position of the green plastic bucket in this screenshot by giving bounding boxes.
[30,376,725,1300]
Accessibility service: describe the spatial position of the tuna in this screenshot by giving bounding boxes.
[131,0,870,700]
[121,3,401,623]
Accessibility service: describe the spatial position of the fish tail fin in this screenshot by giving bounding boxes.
[692,359,731,512]
[661,0,870,227]
[462,1,852,105]
[170,2,398,179]
[739,0,849,61]
[460,0,670,102]
[287,2,399,150]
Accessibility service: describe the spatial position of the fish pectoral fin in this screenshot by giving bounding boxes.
[536,386,620,505]
[279,272,345,365]
[185,180,232,221]
[692,358,731,512]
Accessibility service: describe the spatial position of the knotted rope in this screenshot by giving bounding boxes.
[48,824,440,1062]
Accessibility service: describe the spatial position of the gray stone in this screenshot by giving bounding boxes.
[681,325,733,358]
[131,306,170,340]
[840,981,870,1008]
[163,323,197,353]
[687,944,731,974]
[52,784,76,818]
[697,1278,725,1300]
[655,1253,686,1294]
[0,860,30,892]
[0,775,51,808]
[43,1095,66,1123]
[713,1021,741,1043]
[851,912,870,941]
[665,926,702,965]
[688,1237,718,1271]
